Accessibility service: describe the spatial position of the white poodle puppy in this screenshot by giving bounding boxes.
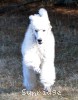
[21,8,56,91]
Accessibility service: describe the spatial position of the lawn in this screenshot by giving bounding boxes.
[0,4,78,100]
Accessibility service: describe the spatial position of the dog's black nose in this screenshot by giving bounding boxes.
[38,39,42,44]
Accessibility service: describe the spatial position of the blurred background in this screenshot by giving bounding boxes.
[0,0,78,100]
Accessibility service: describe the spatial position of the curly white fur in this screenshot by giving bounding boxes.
[21,8,56,91]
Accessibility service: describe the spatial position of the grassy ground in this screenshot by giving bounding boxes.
[0,5,78,100]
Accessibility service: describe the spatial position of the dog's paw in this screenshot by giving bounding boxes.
[44,86,52,92]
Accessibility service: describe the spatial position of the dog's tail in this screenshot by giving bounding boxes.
[38,8,48,17]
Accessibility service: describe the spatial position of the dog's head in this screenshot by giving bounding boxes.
[29,8,52,44]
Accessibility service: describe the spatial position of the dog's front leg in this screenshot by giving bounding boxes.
[40,60,56,91]
[22,63,37,90]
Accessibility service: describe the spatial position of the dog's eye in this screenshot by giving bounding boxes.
[35,30,38,32]
[43,30,45,32]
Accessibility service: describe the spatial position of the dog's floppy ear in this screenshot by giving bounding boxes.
[29,15,34,21]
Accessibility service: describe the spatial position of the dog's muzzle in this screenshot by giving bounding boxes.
[37,39,42,44]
